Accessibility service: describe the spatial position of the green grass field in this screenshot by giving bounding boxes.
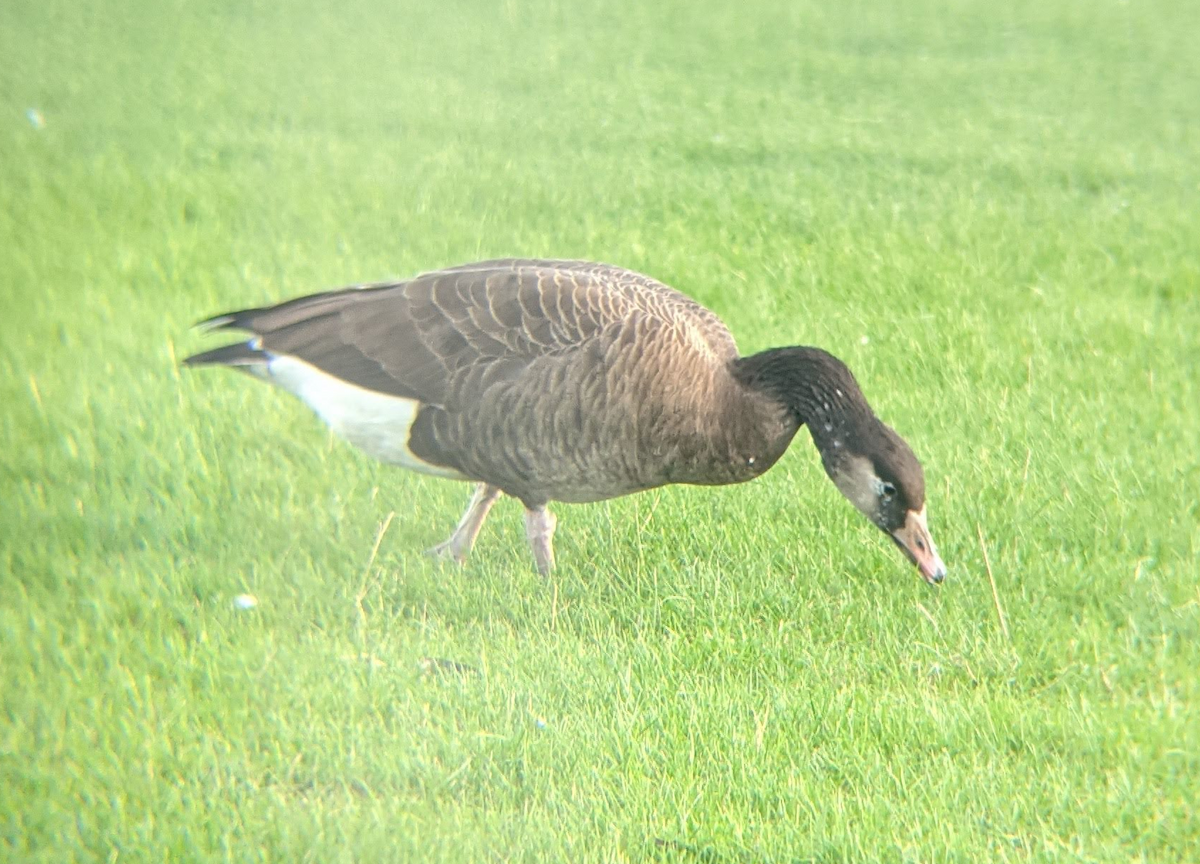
[3,0,1199,860]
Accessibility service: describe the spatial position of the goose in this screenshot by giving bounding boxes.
[185,259,946,584]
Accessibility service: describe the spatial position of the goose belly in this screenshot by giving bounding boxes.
[256,353,468,481]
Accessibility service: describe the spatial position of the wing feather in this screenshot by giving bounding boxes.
[189,260,739,410]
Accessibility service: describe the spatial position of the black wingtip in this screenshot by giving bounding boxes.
[194,315,233,332]
[193,311,253,332]
[182,342,267,367]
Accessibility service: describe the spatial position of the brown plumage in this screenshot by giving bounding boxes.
[185,259,946,583]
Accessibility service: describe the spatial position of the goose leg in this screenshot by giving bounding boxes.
[426,483,502,563]
[524,505,557,576]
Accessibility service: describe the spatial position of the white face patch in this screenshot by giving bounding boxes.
[831,454,879,518]
[256,353,468,480]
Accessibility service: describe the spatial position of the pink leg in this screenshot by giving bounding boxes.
[426,483,502,564]
[524,505,557,576]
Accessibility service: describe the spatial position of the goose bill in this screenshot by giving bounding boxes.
[890,507,946,585]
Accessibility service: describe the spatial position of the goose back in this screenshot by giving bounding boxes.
[198,260,796,505]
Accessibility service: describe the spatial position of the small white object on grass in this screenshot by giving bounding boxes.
[233,593,258,609]
[26,109,45,129]
[860,334,870,345]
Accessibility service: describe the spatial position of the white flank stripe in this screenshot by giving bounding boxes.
[255,353,467,480]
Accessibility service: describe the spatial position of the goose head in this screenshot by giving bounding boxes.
[823,426,946,585]
[734,345,947,585]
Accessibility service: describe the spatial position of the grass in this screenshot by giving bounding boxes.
[3,0,1199,860]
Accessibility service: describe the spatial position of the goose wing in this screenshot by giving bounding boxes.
[190,259,739,407]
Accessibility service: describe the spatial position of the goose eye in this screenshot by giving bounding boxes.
[880,481,896,500]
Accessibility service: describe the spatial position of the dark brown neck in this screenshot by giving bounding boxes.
[731,347,879,457]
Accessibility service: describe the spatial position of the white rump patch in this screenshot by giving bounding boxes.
[254,354,467,480]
